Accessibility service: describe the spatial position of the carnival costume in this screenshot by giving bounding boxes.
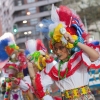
[0,33,33,100]
[26,39,62,100]
[30,5,100,100]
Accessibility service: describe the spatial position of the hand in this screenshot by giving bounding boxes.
[44,54,50,60]
[10,77,20,84]
[27,55,36,67]
[63,33,75,44]
[27,55,32,61]
[27,61,33,68]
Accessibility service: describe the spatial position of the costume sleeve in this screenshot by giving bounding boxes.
[81,45,100,69]
[34,56,57,99]
[18,76,31,92]
[45,56,57,73]
[35,71,54,99]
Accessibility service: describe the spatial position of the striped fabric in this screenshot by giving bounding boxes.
[89,69,100,88]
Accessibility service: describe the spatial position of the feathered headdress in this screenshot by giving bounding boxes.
[39,5,89,52]
[0,32,26,76]
[0,32,19,69]
[25,39,48,71]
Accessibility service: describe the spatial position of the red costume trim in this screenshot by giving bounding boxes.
[21,83,30,93]
[34,73,45,98]
[45,56,54,63]
[82,44,100,69]
[44,51,82,81]
[3,63,19,73]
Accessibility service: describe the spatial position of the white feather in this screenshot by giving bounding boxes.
[0,32,16,44]
[25,39,37,54]
[51,4,59,23]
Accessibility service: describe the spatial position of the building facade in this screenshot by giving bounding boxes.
[0,0,13,34]
[0,0,62,49]
[0,0,100,48]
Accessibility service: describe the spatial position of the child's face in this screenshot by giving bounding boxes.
[53,42,69,61]
[6,68,17,77]
[11,81,18,89]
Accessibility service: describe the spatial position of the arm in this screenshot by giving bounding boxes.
[23,90,35,100]
[77,42,99,61]
[27,62,54,99]
[27,62,37,87]
[27,54,57,99]
[63,33,99,62]
[10,77,30,91]
[34,71,54,100]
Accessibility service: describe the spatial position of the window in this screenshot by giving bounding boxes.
[17,0,22,6]
[9,4,13,12]
[32,29,38,34]
[3,2,5,7]
[27,0,35,3]
[30,18,38,25]
[4,11,6,16]
[0,8,1,12]
[8,18,11,25]
[5,0,9,7]
[7,9,9,15]
[28,7,36,14]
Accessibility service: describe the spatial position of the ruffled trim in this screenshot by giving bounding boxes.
[66,51,82,77]
[45,56,54,63]
[20,82,30,93]
[82,44,100,69]
[44,44,100,81]
[53,97,62,100]
[44,66,67,81]
[44,51,82,81]
[3,63,19,73]
[34,73,45,98]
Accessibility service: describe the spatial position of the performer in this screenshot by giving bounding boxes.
[0,32,34,100]
[27,5,100,100]
[3,47,34,100]
[25,39,52,93]
[26,39,61,100]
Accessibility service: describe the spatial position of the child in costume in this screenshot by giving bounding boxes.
[25,39,52,94]
[0,32,34,100]
[27,5,100,100]
[3,63,34,100]
[26,39,61,100]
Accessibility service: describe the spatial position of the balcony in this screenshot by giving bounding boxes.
[13,11,50,23]
[16,33,41,44]
[11,0,62,14]
[17,26,34,32]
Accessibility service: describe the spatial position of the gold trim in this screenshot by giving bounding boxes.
[64,86,91,99]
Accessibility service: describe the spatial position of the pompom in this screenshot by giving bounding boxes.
[31,51,40,62]
[5,46,15,56]
[25,39,37,54]
[0,33,16,61]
